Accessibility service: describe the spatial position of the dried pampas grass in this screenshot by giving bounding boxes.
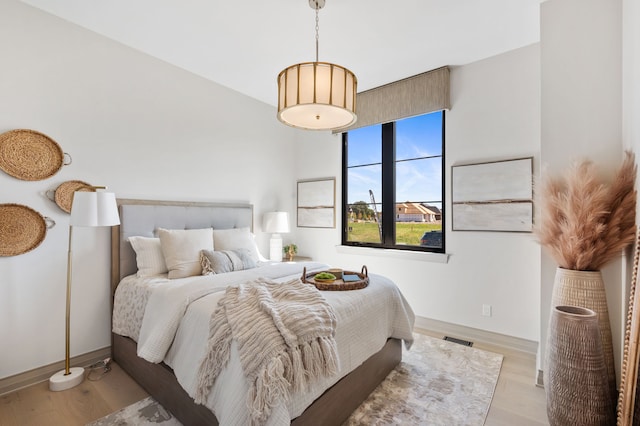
[535,151,637,271]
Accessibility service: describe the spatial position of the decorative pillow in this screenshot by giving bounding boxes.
[158,228,214,279]
[200,248,257,275]
[128,236,168,277]
[212,227,264,263]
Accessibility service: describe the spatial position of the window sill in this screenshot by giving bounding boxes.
[335,245,449,263]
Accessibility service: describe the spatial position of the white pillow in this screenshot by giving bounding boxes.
[251,233,269,262]
[128,236,168,277]
[212,227,264,263]
[158,228,214,279]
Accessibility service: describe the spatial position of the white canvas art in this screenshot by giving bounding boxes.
[452,203,533,232]
[452,157,533,232]
[452,158,533,202]
[297,178,335,228]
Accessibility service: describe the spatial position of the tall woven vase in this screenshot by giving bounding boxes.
[550,267,616,399]
[545,306,614,425]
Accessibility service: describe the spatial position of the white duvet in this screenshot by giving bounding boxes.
[112,261,415,425]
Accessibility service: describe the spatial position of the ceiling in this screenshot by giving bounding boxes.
[21,0,542,107]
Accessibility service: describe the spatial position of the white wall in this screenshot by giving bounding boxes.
[0,0,296,379]
[622,0,640,386]
[540,0,624,376]
[624,0,640,155]
[294,44,542,342]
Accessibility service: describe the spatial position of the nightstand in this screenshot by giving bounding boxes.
[283,255,312,262]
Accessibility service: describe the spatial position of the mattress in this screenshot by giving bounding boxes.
[112,261,415,425]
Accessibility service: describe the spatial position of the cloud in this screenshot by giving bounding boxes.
[348,166,381,203]
[396,158,442,202]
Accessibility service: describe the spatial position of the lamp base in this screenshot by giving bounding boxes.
[49,367,84,391]
[269,234,283,262]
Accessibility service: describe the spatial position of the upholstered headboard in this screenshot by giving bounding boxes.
[111,199,253,295]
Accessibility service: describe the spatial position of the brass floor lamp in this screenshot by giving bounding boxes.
[49,189,119,392]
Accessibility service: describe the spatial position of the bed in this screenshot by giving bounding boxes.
[110,199,415,425]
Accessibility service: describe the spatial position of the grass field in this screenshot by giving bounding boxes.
[347,221,441,245]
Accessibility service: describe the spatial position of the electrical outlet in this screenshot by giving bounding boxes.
[482,304,492,317]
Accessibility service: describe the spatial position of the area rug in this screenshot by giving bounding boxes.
[87,333,503,426]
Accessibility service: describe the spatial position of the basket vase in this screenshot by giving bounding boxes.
[549,267,616,399]
[545,305,614,426]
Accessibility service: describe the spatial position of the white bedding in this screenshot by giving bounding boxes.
[112,261,415,425]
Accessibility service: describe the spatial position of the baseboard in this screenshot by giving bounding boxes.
[415,316,539,355]
[0,346,111,396]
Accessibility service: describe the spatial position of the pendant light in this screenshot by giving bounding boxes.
[277,0,357,131]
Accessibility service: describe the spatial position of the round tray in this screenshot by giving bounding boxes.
[302,266,369,291]
[46,180,94,213]
[0,129,71,181]
[0,204,56,256]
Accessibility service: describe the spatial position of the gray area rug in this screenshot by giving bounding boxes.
[87,333,503,426]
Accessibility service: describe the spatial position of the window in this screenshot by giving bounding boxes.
[342,111,445,252]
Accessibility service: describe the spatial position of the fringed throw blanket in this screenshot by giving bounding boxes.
[194,278,339,425]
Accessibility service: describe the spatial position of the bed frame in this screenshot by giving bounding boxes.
[110,199,401,425]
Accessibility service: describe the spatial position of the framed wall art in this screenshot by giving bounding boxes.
[452,157,533,232]
[297,177,336,228]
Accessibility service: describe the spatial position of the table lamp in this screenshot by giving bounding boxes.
[263,212,290,262]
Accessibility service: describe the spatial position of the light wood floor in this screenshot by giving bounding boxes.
[0,330,548,426]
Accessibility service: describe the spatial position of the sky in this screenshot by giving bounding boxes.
[346,111,443,210]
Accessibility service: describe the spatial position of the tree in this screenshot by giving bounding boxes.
[350,201,375,221]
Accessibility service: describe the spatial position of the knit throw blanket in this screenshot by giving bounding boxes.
[194,278,339,425]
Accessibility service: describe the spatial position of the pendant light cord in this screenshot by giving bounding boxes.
[315,3,320,62]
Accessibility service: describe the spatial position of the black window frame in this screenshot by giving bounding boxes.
[341,111,446,253]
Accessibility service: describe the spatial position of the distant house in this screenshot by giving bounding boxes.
[421,204,442,221]
[396,202,441,222]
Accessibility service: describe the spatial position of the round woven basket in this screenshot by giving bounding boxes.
[0,204,55,256]
[0,129,70,181]
[47,180,94,213]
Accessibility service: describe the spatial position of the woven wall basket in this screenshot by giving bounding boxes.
[0,129,71,181]
[46,180,94,213]
[0,204,55,256]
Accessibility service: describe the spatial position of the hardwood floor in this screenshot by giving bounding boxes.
[0,363,148,426]
[0,331,548,425]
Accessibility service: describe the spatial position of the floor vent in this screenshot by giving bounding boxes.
[443,336,473,347]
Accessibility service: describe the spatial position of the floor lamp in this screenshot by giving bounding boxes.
[263,212,290,262]
[49,189,120,392]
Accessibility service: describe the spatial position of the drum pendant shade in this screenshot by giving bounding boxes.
[276,0,357,131]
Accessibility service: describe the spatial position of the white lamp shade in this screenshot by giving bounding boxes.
[70,192,120,227]
[263,212,290,233]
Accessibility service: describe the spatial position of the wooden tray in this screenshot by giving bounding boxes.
[302,266,369,291]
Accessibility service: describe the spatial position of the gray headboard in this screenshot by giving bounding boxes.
[111,199,253,294]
